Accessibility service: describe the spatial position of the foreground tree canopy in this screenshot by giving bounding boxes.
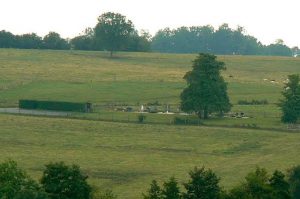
[181,53,231,119]
[1,160,300,199]
[144,166,298,199]
[41,162,91,199]
[0,160,47,199]
[0,160,91,199]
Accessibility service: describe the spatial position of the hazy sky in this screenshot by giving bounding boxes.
[1,0,299,47]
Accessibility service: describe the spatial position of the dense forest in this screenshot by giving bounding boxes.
[0,28,151,52]
[151,24,297,56]
[0,23,299,56]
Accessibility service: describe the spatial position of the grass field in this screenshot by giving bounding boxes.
[1,114,300,198]
[1,49,300,198]
[1,49,299,107]
[1,49,299,128]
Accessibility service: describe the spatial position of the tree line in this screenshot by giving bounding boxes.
[0,31,70,50]
[0,29,150,52]
[1,160,299,199]
[0,160,116,199]
[151,25,295,56]
[144,166,300,199]
[0,12,299,56]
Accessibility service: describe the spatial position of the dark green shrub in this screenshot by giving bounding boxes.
[138,114,146,123]
[251,123,258,128]
[173,117,186,125]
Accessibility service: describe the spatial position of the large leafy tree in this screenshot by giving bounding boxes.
[162,177,181,199]
[270,170,291,199]
[42,32,70,50]
[17,33,43,49]
[40,162,91,199]
[228,167,291,199]
[0,160,48,199]
[95,12,135,57]
[180,53,231,119]
[182,167,222,199]
[143,180,162,199]
[0,30,17,48]
[279,74,300,123]
[288,165,300,199]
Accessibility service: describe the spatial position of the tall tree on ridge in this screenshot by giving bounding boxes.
[94,12,135,57]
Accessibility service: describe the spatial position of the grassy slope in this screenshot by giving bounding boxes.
[2,49,300,128]
[1,114,300,198]
[1,49,300,107]
[1,49,300,198]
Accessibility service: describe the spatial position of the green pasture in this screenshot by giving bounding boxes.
[1,49,300,198]
[1,49,299,107]
[0,114,299,199]
[1,48,299,129]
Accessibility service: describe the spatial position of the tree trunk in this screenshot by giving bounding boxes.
[110,51,113,58]
[204,108,208,119]
[197,111,202,119]
[218,111,224,118]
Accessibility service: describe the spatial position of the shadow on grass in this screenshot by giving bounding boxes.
[86,169,152,184]
[213,141,261,155]
[96,144,193,154]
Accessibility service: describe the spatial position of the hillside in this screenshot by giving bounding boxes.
[1,114,300,198]
[1,49,300,128]
[1,49,300,198]
[1,49,300,107]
